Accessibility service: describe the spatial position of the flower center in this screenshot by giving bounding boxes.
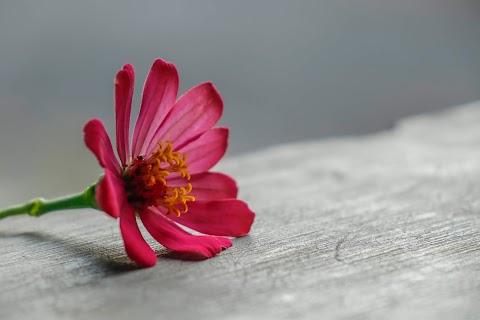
[122,141,195,216]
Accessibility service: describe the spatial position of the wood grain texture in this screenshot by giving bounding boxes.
[1,103,480,319]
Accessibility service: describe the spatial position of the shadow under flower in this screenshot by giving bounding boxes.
[0,231,141,274]
[0,230,236,275]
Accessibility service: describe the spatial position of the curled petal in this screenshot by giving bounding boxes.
[132,58,179,158]
[168,199,255,237]
[177,127,229,174]
[120,205,157,267]
[84,119,120,174]
[139,208,232,260]
[115,64,135,165]
[146,82,223,154]
[168,172,238,201]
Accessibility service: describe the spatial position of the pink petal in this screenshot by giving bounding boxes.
[168,199,255,237]
[95,169,125,219]
[120,204,157,268]
[177,127,229,175]
[95,168,158,267]
[168,172,238,201]
[84,118,120,174]
[132,58,179,158]
[115,64,135,166]
[139,208,232,260]
[145,82,223,154]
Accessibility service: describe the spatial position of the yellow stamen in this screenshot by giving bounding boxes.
[123,141,194,215]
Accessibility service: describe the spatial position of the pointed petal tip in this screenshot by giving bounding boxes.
[203,82,224,119]
[205,81,223,107]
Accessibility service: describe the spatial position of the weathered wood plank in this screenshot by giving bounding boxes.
[1,102,480,319]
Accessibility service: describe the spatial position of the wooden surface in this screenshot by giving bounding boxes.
[1,103,480,319]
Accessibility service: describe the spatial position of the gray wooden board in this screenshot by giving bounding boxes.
[1,102,480,320]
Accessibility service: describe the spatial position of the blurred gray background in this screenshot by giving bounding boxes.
[0,0,480,202]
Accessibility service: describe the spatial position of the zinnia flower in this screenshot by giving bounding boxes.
[83,58,255,267]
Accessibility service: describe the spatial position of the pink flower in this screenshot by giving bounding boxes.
[83,59,255,267]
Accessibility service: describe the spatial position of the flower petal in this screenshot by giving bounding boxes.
[177,127,229,174]
[120,205,157,267]
[115,64,135,166]
[132,58,179,158]
[168,199,255,237]
[95,169,125,219]
[146,82,223,154]
[84,118,120,174]
[96,169,157,267]
[168,172,238,201]
[139,208,232,260]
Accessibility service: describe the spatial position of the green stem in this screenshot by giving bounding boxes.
[0,182,98,220]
